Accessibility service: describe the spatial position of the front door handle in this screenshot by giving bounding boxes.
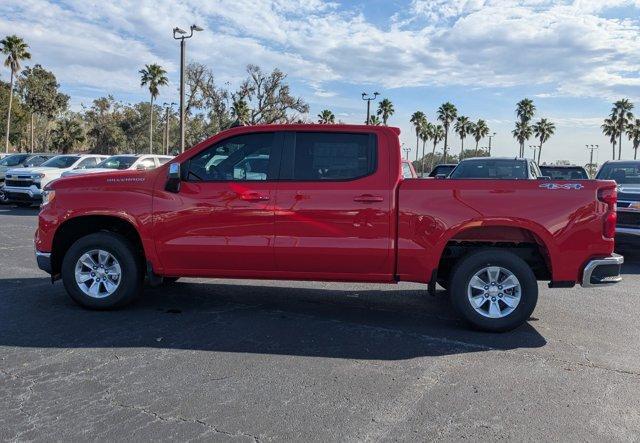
[240,192,270,201]
[353,194,384,203]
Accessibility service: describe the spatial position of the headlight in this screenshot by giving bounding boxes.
[41,189,55,206]
[33,173,45,180]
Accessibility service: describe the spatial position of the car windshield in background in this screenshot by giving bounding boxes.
[96,156,138,170]
[450,160,527,179]
[40,155,80,169]
[596,163,640,184]
[0,154,29,167]
[429,165,456,177]
[540,167,589,180]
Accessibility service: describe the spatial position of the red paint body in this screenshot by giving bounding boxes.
[37,125,616,286]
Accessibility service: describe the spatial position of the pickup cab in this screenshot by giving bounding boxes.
[35,125,622,331]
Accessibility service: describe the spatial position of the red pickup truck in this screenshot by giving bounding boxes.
[35,125,622,331]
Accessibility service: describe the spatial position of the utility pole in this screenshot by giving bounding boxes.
[173,24,203,153]
[163,102,176,155]
[488,132,496,156]
[361,92,379,124]
[586,144,599,178]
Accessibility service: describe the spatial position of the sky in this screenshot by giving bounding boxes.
[1,0,640,165]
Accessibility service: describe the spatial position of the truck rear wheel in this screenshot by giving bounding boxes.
[449,249,538,332]
[61,232,143,309]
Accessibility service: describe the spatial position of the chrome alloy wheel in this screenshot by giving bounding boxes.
[467,266,521,319]
[74,249,122,299]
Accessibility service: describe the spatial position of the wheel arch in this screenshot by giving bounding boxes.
[51,214,146,277]
[434,221,556,283]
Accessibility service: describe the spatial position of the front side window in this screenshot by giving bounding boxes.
[187,133,274,181]
[291,132,375,180]
[1,154,29,166]
[77,157,99,169]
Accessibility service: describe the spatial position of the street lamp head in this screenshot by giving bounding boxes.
[191,24,203,32]
[361,92,367,98]
[174,27,187,35]
[373,92,380,97]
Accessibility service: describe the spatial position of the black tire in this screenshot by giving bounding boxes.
[449,249,538,332]
[61,232,143,310]
[163,277,180,284]
[437,279,449,290]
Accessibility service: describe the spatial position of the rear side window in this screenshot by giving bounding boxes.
[290,132,375,180]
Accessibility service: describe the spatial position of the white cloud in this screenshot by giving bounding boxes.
[1,0,639,108]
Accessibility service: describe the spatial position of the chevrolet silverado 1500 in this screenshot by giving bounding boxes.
[35,125,622,331]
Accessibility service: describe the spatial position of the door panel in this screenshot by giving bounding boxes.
[153,132,281,275]
[274,131,393,277]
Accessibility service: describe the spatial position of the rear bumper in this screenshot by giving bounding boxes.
[35,250,52,274]
[581,253,623,287]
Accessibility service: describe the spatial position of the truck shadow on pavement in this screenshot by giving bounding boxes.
[0,277,547,360]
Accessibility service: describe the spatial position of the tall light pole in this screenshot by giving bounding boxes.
[529,145,538,160]
[362,92,379,124]
[488,132,496,156]
[173,24,203,153]
[402,144,410,160]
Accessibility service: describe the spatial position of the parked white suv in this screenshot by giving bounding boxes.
[61,154,173,177]
[4,154,107,206]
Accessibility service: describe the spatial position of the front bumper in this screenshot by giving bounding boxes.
[581,253,624,287]
[35,250,52,274]
[4,185,43,203]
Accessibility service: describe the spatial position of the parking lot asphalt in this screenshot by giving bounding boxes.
[0,205,639,442]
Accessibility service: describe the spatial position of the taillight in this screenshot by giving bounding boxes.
[604,211,616,239]
[598,187,617,239]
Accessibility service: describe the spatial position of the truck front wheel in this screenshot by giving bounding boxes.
[449,249,538,332]
[61,232,143,309]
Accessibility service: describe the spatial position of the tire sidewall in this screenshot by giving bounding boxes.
[449,249,538,332]
[61,232,142,309]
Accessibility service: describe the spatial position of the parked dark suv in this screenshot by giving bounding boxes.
[540,165,589,180]
[596,161,640,245]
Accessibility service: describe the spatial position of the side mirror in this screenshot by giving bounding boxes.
[165,163,181,193]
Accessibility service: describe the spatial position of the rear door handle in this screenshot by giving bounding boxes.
[240,192,270,201]
[353,194,384,203]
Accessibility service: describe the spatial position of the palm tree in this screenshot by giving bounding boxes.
[51,117,85,153]
[532,118,556,164]
[601,117,620,160]
[454,115,472,159]
[367,115,381,125]
[317,109,335,124]
[515,98,536,156]
[231,98,251,126]
[139,63,168,154]
[471,119,489,156]
[611,99,634,159]
[410,111,427,163]
[1,35,31,153]
[512,122,532,158]
[419,123,433,174]
[627,118,640,160]
[437,102,457,163]
[376,98,394,125]
[429,124,445,171]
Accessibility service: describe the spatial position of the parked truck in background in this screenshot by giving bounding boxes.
[35,125,622,331]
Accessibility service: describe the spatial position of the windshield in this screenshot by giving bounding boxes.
[0,154,29,167]
[429,165,455,177]
[596,163,640,184]
[96,155,138,170]
[540,167,589,180]
[40,155,80,169]
[450,160,527,179]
